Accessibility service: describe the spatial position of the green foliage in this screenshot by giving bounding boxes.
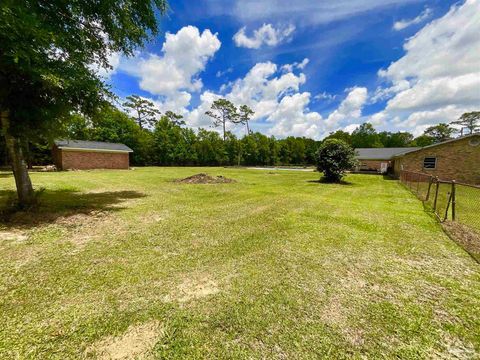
[0,0,167,140]
[238,104,255,135]
[316,139,356,182]
[378,131,414,147]
[411,135,435,147]
[324,130,352,145]
[123,95,161,129]
[205,99,239,141]
[351,123,383,148]
[423,123,455,143]
[451,111,480,134]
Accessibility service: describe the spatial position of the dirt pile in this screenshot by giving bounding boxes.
[175,173,236,184]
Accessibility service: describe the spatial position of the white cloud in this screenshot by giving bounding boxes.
[233,23,295,49]
[121,26,220,97]
[325,87,368,130]
[266,93,322,138]
[182,60,370,139]
[314,91,337,102]
[393,8,432,31]
[92,52,121,79]
[369,0,480,133]
[343,123,361,134]
[281,58,310,73]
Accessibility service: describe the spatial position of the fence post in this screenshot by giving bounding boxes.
[451,180,456,221]
[426,176,433,201]
[433,177,439,212]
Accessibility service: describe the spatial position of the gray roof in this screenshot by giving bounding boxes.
[54,140,133,152]
[355,147,420,160]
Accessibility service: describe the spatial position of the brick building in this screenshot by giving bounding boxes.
[393,134,480,184]
[354,147,419,173]
[53,140,133,170]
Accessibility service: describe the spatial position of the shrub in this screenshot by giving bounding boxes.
[316,139,356,182]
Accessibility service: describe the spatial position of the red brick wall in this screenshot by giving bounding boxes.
[53,147,130,170]
[393,136,480,184]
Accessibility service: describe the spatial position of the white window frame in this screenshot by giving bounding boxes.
[423,157,437,170]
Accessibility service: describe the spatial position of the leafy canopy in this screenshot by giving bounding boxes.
[451,111,480,134]
[205,99,239,140]
[123,95,161,129]
[316,139,356,182]
[423,123,455,143]
[0,0,167,139]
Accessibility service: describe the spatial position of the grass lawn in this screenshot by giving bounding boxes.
[0,168,479,359]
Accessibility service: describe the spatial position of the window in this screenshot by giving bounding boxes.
[423,157,437,169]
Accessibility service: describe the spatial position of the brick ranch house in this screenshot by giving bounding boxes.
[393,134,480,184]
[52,140,133,170]
[354,147,419,173]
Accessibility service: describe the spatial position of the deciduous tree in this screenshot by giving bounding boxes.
[423,123,455,143]
[0,0,167,206]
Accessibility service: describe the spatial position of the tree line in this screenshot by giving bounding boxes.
[7,97,476,169]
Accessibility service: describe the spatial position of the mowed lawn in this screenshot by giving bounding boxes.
[0,168,479,359]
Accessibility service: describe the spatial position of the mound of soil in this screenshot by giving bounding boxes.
[175,173,236,184]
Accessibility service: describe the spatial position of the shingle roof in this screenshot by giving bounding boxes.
[355,147,420,160]
[54,140,133,152]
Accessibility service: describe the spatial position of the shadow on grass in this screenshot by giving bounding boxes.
[306,178,354,186]
[0,189,145,229]
[382,174,397,181]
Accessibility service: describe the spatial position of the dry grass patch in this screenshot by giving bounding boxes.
[0,229,28,242]
[88,320,163,360]
[165,274,220,303]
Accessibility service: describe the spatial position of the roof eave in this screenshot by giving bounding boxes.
[57,147,133,153]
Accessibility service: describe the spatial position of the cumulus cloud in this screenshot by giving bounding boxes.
[369,0,480,132]
[121,26,220,100]
[233,23,295,49]
[182,60,370,139]
[325,87,368,130]
[393,8,432,31]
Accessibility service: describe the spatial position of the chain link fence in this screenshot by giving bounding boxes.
[399,171,480,236]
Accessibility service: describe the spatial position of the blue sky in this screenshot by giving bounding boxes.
[105,0,480,139]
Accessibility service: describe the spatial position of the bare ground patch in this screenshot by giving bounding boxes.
[0,230,28,242]
[165,274,220,303]
[88,320,163,359]
[175,173,236,184]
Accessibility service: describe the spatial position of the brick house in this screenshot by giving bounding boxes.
[354,147,419,173]
[53,140,133,170]
[393,134,480,184]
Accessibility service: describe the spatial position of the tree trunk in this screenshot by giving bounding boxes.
[223,120,226,141]
[0,111,36,207]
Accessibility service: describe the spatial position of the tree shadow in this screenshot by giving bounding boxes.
[306,178,354,186]
[0,189,146,229]
[382,174,397,181]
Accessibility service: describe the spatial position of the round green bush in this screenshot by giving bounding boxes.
[316,139,356,182]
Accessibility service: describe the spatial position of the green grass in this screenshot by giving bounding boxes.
[0,168,479,359]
